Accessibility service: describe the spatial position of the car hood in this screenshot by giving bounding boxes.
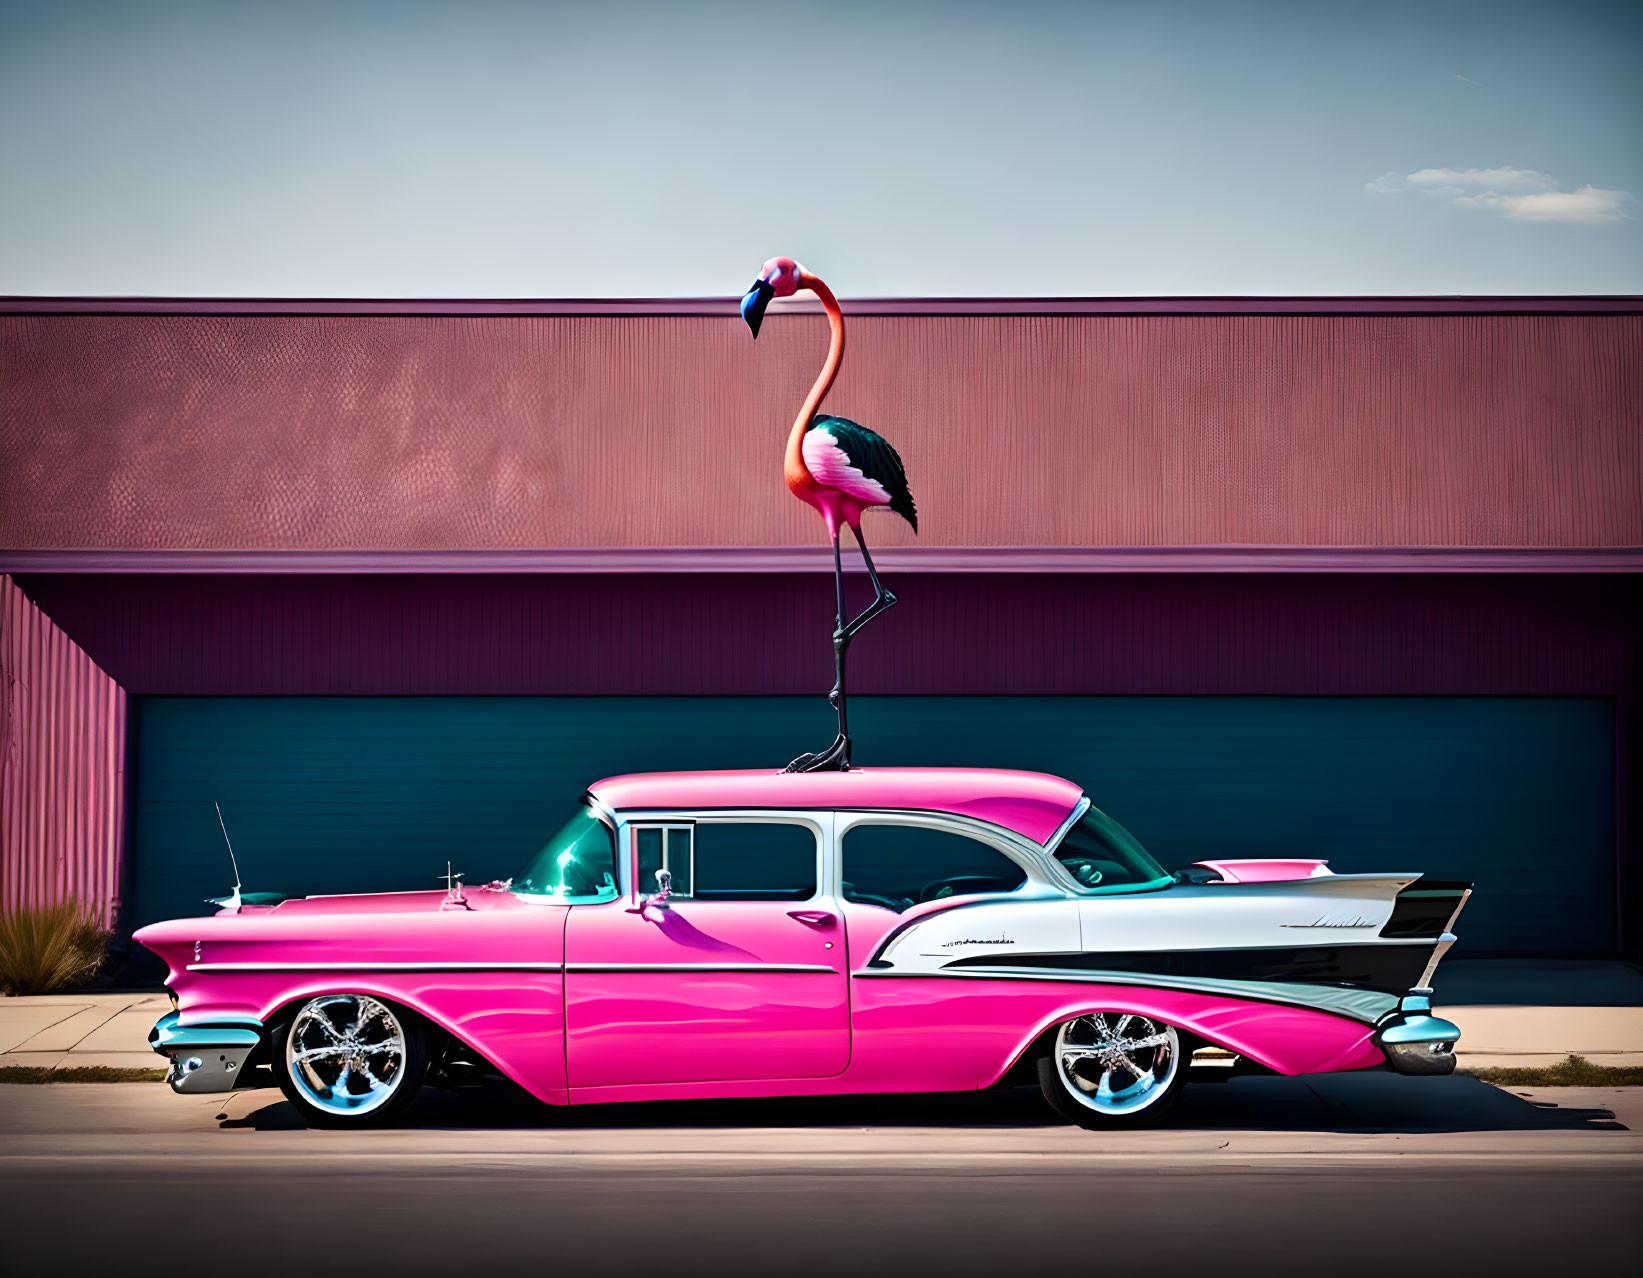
[252,889,509,917]
[132,885,528,949]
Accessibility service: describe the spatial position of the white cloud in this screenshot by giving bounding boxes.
[1365,167,1632,224]
[1453,185,1634,224]
[1406,167,1558,192]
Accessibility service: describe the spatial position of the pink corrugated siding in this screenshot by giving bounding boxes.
[0,575,125,926]
[1,312,1638,551]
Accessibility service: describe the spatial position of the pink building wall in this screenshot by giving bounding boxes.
[2,306,1639,554]
[1,574,126,926]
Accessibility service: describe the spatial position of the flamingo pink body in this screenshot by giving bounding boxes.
[752,256,915,541]
[801,428,889,537]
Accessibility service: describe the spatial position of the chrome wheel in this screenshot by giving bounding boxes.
[1054,1012,1180,1117]
[285,994,409,1118]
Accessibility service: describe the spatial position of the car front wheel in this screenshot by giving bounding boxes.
[273,994,429,1128]
[1037,1011,1186,1128]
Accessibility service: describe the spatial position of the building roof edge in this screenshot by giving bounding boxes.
[4,295,1641,318]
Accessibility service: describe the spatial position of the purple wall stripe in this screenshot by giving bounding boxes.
[0,575,126,927]
[15,572,1638,700]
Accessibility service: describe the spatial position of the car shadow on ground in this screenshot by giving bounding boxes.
[218,1069,1627,1134]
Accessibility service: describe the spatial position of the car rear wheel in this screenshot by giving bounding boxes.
[1037,1011,1185,1128]
[273,994,429,1128]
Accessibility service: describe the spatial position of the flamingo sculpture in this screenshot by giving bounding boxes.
[741,256,918,772]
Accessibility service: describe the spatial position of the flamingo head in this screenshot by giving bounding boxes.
[740,256,804,338]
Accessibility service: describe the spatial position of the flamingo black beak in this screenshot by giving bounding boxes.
[740,278,775,338]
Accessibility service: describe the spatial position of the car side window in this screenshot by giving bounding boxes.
[689,822,818,901]
[842,822,1027,913]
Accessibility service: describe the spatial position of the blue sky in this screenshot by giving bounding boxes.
[1,0,1637,296]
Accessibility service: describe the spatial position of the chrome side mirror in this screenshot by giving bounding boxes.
[627,866,672,913]
[626,867,674,915]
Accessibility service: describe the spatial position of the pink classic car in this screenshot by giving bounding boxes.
[136,768,1469,1128]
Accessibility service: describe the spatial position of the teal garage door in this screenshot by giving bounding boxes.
[131,696,1615,955]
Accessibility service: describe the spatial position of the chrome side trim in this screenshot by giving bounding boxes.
[1042,796,1092,854]
[585,791,619,827]
[1416,931,1460,989]
[863,896,1027,969]
[1417,887,1473,988]
[1445,888,1474,933]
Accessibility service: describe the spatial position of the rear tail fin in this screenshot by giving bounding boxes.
[1380,879,1473,939]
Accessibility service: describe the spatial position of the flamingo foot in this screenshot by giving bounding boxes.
[784,734,851,773]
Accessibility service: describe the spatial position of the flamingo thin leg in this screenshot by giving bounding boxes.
[784,528,852,772]
[842,523,898,638]
[830,528,849,738]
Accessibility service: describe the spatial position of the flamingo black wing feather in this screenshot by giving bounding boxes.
[810,414,918,532]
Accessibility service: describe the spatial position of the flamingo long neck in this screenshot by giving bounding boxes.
[784,271,843,493]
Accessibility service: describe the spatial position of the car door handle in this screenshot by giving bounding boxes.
[787,910,836,927]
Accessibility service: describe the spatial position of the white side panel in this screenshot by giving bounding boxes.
[876,900,1082,973]
[1078,874,1419,952]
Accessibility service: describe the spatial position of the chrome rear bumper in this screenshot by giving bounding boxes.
[148,1011,265,1093]
[1376,988,1461,1076]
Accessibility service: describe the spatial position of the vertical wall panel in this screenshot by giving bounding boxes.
[0,574,126,925]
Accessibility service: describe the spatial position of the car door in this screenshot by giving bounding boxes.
[564,812,849,1088]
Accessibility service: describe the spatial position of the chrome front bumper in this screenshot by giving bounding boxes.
[148,1011,265,1094]
[1376,988,1461,1076]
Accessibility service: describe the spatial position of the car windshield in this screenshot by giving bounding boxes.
[1051,803,1172,895]
[512,805,618,901]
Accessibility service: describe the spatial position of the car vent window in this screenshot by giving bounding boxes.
[691,822,818,901]
[634,825,693,898]
[842,823,1027,913]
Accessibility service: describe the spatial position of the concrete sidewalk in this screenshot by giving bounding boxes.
[1445,1005,1643,1068]
[0,993,172,1071]
[2,990,1639,1072]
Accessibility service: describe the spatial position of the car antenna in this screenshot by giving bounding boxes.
[211,799,244,912]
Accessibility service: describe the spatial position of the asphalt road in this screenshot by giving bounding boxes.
[3,1074,1639,1278]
